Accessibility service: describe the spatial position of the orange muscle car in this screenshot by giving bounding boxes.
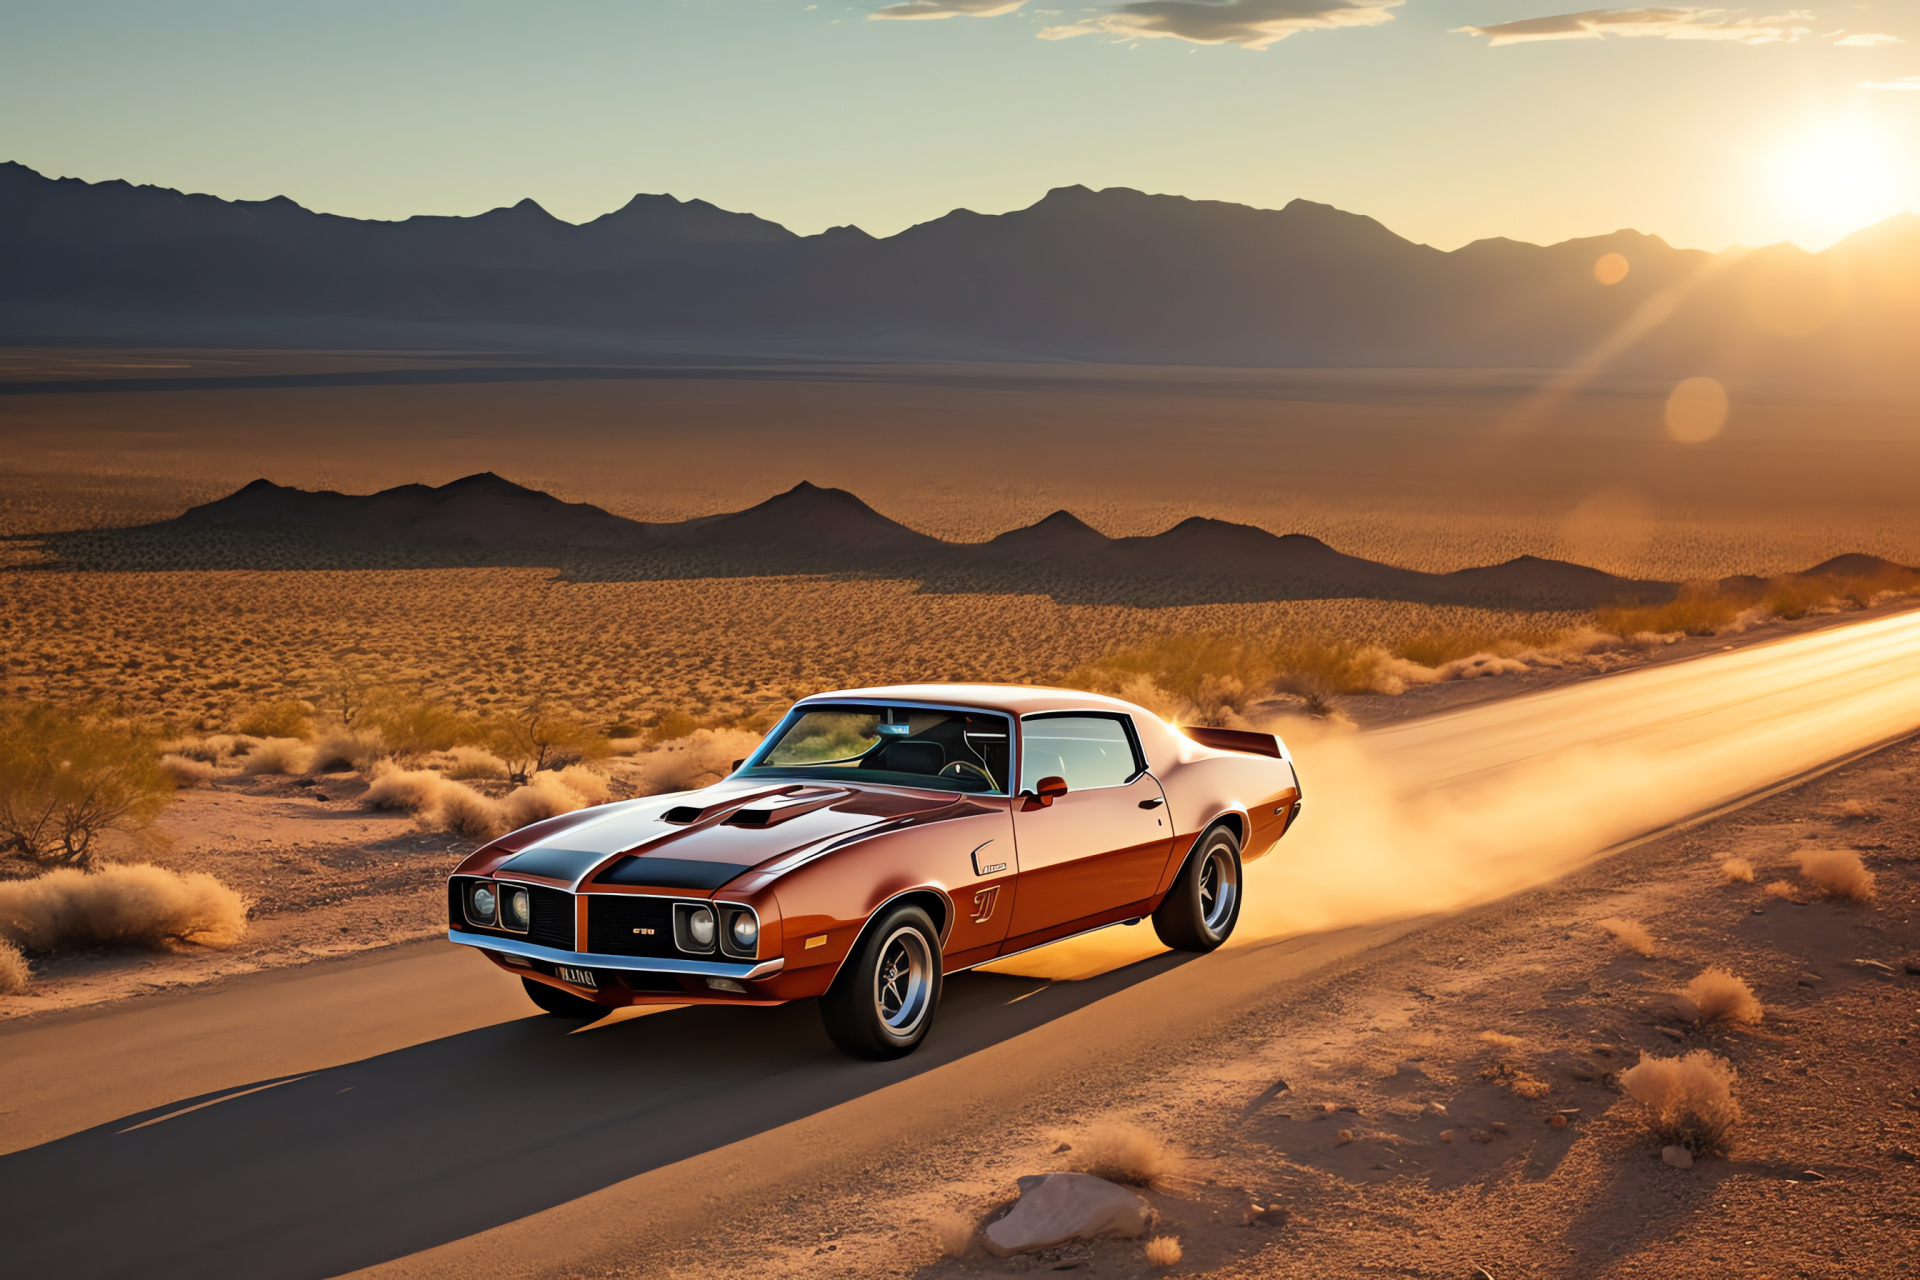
[447,684,1303,1057]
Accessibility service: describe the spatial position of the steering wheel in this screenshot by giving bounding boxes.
[938,760,995,788]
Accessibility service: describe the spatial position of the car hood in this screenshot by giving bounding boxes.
[459,779,990,892]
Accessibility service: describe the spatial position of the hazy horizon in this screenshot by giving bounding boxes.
[12,158,1917,259]
[3,2,1915,254]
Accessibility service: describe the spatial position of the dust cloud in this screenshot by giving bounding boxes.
[985,609,1920,981]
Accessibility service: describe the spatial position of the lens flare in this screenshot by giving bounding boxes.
[1594,252,1629,285]
[1664,376,1728,443]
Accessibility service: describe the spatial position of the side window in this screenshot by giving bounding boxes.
[1020,716,1141,793]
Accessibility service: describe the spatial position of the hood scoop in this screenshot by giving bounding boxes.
[724,788,853,828]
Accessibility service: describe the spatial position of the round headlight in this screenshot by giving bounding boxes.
[688,908,716,948]
[731,914,758,947]
[471,885,497,924]
[503,887,530,929]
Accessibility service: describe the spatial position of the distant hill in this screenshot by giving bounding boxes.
[17,473,1687,610]
[3,161,1916,379]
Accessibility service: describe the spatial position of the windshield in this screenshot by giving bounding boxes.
[740,703,1012,794]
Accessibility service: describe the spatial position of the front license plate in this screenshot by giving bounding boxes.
[556,965,597,988]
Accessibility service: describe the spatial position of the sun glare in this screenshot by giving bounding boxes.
[1768,115,1905,247]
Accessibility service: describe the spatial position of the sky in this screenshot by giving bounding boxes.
[1,1,1916,253]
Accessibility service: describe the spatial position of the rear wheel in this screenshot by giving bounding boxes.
[522,975,604,1020]
[1152,825,1242,952]
[820,903,943,1059]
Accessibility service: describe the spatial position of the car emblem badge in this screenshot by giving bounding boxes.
[632,927,655,935]
[971,885,1000,924]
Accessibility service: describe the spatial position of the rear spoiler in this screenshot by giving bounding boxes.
[1179,726,1284,759]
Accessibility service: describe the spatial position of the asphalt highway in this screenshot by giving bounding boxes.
[4,607,1920,1279]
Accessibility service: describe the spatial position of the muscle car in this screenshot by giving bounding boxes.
[447,684,1303,1058]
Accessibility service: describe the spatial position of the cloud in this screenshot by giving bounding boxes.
[1863,74,1920,90]
[870,0,1024,18]
[1456,7,1812,46]
[1039,0,1401,47]
[1835,32,1903,46]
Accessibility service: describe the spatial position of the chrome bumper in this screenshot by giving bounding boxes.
[447,929,786,981]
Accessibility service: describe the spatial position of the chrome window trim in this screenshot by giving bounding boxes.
[1016,711,1151,793]
[449,929,786,980]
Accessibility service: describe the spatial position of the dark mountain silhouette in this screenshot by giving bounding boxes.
[662,481,941,556]
[16,474,1685,609]
[176,472,654,549]
[3,161,1916,378]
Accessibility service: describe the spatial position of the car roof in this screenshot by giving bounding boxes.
[795,682,1152,719]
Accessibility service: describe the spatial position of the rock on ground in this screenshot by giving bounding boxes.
[982,1172,1152,1256]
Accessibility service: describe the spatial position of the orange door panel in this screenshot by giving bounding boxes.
[1006,772,1172,941]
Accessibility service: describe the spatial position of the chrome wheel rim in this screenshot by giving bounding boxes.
[873,926,934,1037]
[1199,842,1239,935]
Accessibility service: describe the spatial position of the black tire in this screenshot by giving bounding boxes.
[819,903,944,1059]
[522,975,605,1020]
[1152,824,1242,952]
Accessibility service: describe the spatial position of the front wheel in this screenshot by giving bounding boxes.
[522,975,604,1020]
[1152,825,1242,952]
[819,903,943,1059]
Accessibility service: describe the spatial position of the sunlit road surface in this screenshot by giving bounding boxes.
[4,608,1920,1280]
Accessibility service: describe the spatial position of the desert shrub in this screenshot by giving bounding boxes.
[0,937,28,994]
[1394,626,1562,667]
[1620,1050,1741,1155]
[360,767,506,840]
[157,754,217,788]
[363,695,477,759]
[436,783,507,841]
[647,709,704,744]
[500,771,588,829]
[1597,587,1742,638]
[930,1210,972,1259]
[488,703,605,781]
[1683,967,1763,1025]
[1796,849,1876,902]
[628,728,764,795]
[1759,577,1829,621]
[0,863,248,951]
[1144,1237,1182,1267]
[1062,1122,1168,1186]
[0,705,173,867]
[239,737,314,776]
[441,746,509,780]
[310,726,387,773]
[361,767,445,814]
[1720,857,1754,884]
[235,699,314,740]
[1597,916,1656,956]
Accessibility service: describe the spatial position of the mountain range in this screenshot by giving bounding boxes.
[0,471,1781,610]
[4,162,1916,377]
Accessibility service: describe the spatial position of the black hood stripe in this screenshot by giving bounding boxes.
[598,856,752,891]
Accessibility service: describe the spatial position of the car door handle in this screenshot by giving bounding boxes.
[1138,798,1164,809]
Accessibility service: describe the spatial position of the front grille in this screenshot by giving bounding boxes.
[586,894,680,958]
[525,884,575,950]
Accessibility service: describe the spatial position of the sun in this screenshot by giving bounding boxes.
[1768,113,1905,247]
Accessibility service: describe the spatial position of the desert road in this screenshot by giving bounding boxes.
[4,607,1920,1279]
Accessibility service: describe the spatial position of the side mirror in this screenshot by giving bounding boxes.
[1024,775,1068,809]
[731,759,746,772]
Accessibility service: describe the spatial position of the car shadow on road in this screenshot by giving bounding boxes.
[0,955,1193,1280]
